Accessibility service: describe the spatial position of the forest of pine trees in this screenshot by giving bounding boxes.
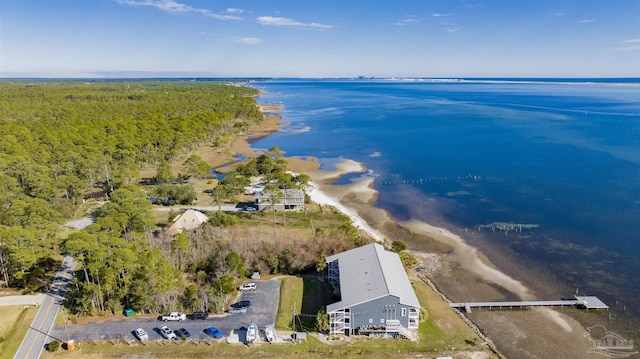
[0,80,366,316]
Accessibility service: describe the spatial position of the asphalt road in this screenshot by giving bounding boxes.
[14,255,77,359]
[153,205,245,212]
[50,279,281,343]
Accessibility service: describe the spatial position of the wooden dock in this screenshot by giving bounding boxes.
[449,295,608,313]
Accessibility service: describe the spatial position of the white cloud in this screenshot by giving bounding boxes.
[256,16,332,29]
[432,13,451,17]
[578,19,596,23]
[233,37,263,45]
[226,8,243,14]
[463,2,482,9]
[114,0,241,20]
[445,27,461,33]
[611,38,640,51]
[393,18,420,26]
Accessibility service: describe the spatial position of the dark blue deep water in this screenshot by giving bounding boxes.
[252,79,640,327]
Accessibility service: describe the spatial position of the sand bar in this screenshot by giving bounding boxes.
[296,157,595,358]
[307,160,385,242]
[400,220,532,300]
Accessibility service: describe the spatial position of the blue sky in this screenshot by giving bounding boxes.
[1,0,639,77]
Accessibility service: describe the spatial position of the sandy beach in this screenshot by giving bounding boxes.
[299,157,604,358]
[234,103,608,358]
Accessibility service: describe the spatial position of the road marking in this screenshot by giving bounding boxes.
[15,256,75,359]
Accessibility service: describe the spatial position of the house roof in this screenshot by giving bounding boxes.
[254,188,305,200]
[165,209,209,236]
[326,243,420,312]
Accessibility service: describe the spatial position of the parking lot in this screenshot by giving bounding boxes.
[51,280,281,342]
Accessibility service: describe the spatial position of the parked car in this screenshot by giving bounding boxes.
[232,300,251,308]
[228,306,247,314]
[204,326,223,339]
[189,311,208,320]
[238,282,256,291]
[265,325,276,343]
[176,328,193,340]
[134,328,148,341]
[244,206,257,212]
[246,323,258,344]
[161,312,186,321]
[160,325,177,340]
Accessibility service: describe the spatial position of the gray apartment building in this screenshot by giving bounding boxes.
[326,243,420,339]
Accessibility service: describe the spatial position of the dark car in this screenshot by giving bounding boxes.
[232,300,251,308]
[176,328,193,340]
[189,311,208,320]
[204,326,223,339]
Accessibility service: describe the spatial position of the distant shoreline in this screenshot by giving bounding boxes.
[1,76,638,84]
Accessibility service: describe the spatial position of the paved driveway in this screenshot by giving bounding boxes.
[51,279,281,342]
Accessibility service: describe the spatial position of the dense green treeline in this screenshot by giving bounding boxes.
[0,80,368,318]
[0,81,261,294]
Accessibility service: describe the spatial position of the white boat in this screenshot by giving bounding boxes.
[246,323,258,344]
[265,325,276,343]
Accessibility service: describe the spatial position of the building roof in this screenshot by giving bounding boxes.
[254,188,305,201]
[326,243,420,312]
[165,209,209,236]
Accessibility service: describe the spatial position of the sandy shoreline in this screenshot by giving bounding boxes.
[299,158,532,302]
[305,160,386,243]
[302,158,604,358]
[247,103,610,358]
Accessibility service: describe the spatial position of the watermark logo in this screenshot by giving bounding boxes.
[584,325,637,358]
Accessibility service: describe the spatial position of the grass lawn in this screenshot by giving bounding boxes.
[0,305,38,359]
[275,276,303,331]
[411,278,483,350]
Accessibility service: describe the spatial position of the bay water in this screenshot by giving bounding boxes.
[252,79,640,331]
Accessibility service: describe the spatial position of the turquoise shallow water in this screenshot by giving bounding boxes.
[252,78,640,326]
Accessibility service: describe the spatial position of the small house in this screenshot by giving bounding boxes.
[165,209,209,236]
[254,189,305,212]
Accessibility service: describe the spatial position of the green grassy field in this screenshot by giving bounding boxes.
[275,276,303,331]
[274,276,334,332]
[0,305,38,359]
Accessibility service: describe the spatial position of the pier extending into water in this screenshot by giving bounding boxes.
[449,295,608,313]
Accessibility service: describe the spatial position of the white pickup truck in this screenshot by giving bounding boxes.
[161,312,186,321]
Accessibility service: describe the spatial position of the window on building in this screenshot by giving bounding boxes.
[401,308,407,316]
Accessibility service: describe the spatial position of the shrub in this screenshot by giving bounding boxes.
[391,240,407,253]
[48,340,61,352]
[208,212,239,227]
